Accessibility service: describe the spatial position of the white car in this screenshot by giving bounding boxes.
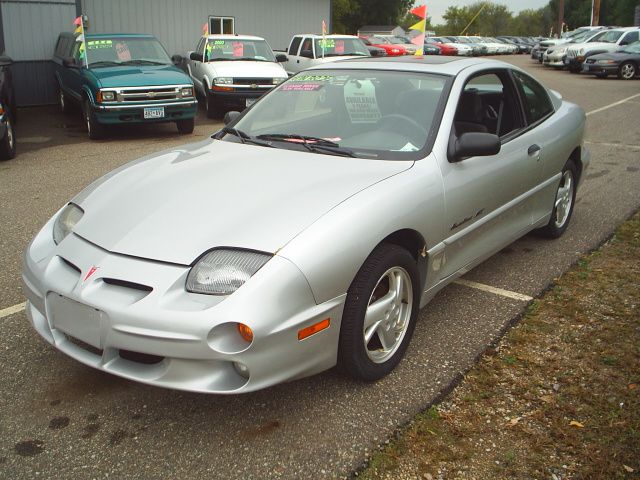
[566,27,640,72]
[187,35,288,118]
[543,29,608,68]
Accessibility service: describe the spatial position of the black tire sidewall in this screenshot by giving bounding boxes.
[0,113,16,160]
[83,99,104,140]
[338,244,420,381]
[177,118,195,134]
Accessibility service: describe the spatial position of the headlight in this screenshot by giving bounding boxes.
[97,90,116,102]
[53,203,84,245]
[180,87,194,97]
[186,249,272,295]
[213,77,233,85]
[272,77,286,85]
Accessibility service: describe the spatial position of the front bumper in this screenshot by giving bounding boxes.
[210,87,273,109]
[582,62,618,75]
[22,217,345,394]
[94,100,197,125]
[543,52,566,67]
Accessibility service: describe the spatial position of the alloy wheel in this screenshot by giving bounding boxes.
[363,266,413,364]
[554,170,574,228]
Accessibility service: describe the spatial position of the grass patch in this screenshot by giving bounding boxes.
[358,212,640,480]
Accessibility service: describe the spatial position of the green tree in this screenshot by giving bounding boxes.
[332,0,416,34]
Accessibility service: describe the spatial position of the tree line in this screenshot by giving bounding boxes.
[332,0,639,36]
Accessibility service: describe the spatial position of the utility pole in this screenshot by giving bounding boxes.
[592,0,601,26]
[558,0,564,37]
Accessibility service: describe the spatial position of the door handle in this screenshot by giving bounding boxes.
[528,144,541,156]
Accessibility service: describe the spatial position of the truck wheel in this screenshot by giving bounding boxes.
[205,92,223,119]
[0,113,16,160]
[176,118,195,134]
[58,85,71,114]
[82,99,105,140]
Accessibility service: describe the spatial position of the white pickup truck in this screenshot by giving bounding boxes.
[187,34,288,118]
[279,34,370,76]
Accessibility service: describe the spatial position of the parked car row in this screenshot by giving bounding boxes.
[534,26,640,80]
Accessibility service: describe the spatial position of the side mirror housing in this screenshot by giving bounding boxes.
[0,55,13,67]
[223,111,241,125]
[449,132,501,162]
[275,53,288,62]
[171,54,183,66]
[189,52,204,62]
[62,57,78,68]
[300,49,314,59]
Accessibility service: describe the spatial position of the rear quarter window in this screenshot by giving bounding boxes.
[512,70,554,125]
[289,37,302,56]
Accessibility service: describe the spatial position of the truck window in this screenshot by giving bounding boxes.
[300,38,313,55]
[289,37,302,56]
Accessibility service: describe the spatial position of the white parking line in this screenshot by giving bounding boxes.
[586,93,640,117]
[0,302,26,319]
[453,279,533,302]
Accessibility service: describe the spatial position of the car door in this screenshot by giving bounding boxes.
[189,38,206,94]
[436,69,542,279]
[65,41,85,101]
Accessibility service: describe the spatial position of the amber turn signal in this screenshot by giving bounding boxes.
[237,323,253,343]
[298,318,330,341]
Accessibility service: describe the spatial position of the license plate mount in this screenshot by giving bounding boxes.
[48,293,104,348]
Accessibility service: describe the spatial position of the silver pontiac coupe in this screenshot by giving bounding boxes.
[23,57,589,393]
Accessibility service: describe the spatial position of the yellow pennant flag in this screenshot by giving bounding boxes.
[74,25,82,35]
[410,19,426,32]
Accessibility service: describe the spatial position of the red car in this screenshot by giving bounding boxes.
[426,38,458,56]
[360,36,406,56]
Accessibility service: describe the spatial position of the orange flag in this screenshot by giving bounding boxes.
[410,4,427,19]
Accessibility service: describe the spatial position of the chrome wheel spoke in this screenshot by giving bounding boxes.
[377,324,396,351]
[364,290,395,330]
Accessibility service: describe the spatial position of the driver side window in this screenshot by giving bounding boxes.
[453,72,522,138]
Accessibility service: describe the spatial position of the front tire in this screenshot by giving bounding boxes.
[58,85,71,114]
[537,160,578,239]
[82,99,105,140]
[618,61,636,80]
[176,118,195,134]
[0,113,16,160]
[205,92,223,119]
[338,244,420,381]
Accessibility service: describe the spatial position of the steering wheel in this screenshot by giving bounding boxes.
[377,114,425,143]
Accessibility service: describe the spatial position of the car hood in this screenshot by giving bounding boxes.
[93,65,192,88]
[72,139,412,265]
[202,60,287,78]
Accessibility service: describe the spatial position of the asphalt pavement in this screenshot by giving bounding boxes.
[0,55,639,479]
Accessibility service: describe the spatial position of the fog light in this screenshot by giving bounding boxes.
[233,361,250,379]
[237,323,253,343]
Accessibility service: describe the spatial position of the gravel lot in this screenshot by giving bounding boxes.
[0,55,639,479]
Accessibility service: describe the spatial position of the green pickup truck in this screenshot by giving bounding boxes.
[53,32,197,139]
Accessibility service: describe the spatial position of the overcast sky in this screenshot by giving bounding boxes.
[423,0,551,25]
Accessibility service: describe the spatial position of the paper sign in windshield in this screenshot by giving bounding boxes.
[115,42,132,61]
[335,40,345,54]
[281,83,322,91]
[344,79,381,123]
[233,42,244,57]
[87,40,113,50]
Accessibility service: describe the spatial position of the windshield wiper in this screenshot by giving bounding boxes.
[121,60,168,66]
[88,60,121,67]
[256,134,355,157]
[221,127,274,147]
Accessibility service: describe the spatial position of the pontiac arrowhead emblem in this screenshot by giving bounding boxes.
[84,266,99,282]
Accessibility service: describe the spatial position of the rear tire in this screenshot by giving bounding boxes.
[537,160,578,239]
[0,113,16,160]
[82,98,105,140]
[338,244,420,381]
[618,61,636,80]
[176,118,195,134]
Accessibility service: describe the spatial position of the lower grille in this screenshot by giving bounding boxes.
[66,335,103,356]
[119,349,164,365]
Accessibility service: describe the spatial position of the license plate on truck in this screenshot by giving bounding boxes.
[144,107,165,119]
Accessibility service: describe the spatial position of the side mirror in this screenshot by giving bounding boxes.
[449,132,501,162]
[275,53,288,62]
[62,57,78,68]
[300,49,314,59]
[171,54,183,66]
[223,111,241,125]
[190,52,204,62]
[0,55,13,67]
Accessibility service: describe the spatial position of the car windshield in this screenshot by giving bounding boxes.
[621,42,640,53]
[229,69,449,160]
[205,39,276,61]
[387,36,411,45]
[596,31,625,43]
[86,37,171,66]
[314,38,369,57]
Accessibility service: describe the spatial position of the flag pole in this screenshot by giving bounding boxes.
[81,16,88,68]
